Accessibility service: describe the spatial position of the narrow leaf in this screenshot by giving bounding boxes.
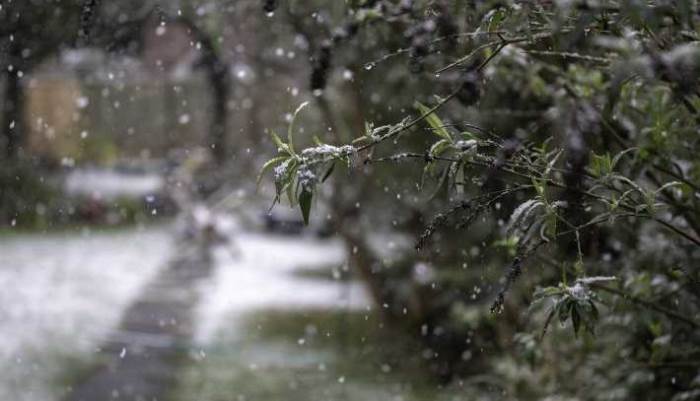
[270,130,286,150]
[299,189,312,225]
[288,101,310,154]
[414,101,452,142]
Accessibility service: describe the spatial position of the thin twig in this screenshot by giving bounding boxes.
[356,87,462,153]
[435,31,555,74]
[524,49,614,64]
[590,283,700,328]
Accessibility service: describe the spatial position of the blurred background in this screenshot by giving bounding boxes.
[2,1,700,401]
[1,2,487,400]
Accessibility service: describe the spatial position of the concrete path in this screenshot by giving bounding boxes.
[66,249,213,401]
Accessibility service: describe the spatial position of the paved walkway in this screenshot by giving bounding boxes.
[67,248,213,401]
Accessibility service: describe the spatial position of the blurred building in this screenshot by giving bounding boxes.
[22,17,212,165]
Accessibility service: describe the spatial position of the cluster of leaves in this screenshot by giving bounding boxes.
[263,0,700,329]
[260,0,700,399]
[533,276,618,338]
[259,101,356,224]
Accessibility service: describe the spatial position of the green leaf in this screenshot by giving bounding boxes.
[299,188,312,225]
[428,139,452,157]
[269,130,291,155]
[655,181,682,195]
[571,305,581,337]
[544,150,563,177]
[487,7,507,31]
[270,130,294,156]
[288,101,310,154]
[611,147,637,170]
[414,101,452,142]
[352,135,370,145]
[533,286,563,299]
[558,299,571,323]
[532,177,546,198]
[460,131,477,140]
[591,152,614,177]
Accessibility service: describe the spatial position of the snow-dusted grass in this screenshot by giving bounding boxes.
[0,225,172,401]
[194,232,371,345]
[173,308,477,401]
[173,233,476,401]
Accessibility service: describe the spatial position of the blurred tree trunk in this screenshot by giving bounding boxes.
[2,44,24,159]
[177,17,230,166]
[210,66,229,164]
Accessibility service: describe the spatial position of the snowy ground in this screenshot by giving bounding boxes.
[0,226,172,401]
[63,168,165,200]
[194,232,371,345]
[0,222,371,401]
[171,232,475,401]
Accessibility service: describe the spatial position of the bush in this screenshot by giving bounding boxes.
[262,1,700,399]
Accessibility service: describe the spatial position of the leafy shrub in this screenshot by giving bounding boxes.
[262,1,700,399]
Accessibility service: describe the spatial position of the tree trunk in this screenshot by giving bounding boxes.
[176,17,230,166]
[2,69,24,159]
[209,66,229,164]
